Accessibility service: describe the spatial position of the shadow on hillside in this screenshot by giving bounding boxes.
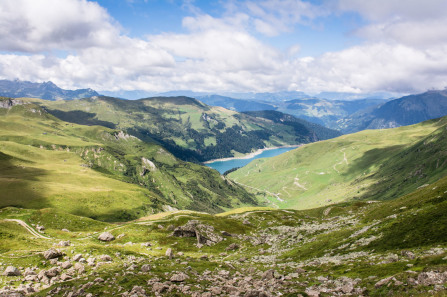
[46,109,116,129]
[0,152,50,209]
[341,144,407,200]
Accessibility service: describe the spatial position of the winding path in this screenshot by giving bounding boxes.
[3,219,51,239]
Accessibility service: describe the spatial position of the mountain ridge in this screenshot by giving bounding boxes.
[0,79,99,101]
[38,95,340,162]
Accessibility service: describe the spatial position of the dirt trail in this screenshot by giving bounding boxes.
[234,181,283,204]
[333,150,349,173]
[3,219,51,239]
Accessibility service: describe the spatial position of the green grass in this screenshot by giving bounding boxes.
[35,96,335,162]
[0,99,258,220]
[229,116,447,210]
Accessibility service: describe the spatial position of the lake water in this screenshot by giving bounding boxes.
[205,147,297,174]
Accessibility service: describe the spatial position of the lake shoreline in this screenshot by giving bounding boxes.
[203,144,302,164]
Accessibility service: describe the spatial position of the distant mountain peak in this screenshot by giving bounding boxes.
[0,79,99,101]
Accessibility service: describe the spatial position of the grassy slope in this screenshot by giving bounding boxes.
[0,99,257,221]
[229,116,447,209]
[39,96,335,162]
[0,175,445,296]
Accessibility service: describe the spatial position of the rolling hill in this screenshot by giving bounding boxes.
[38,96,340,162]
[229,115,447,209]
[0,97,257,221]
[0,79,99,101]
[338,90,447,133]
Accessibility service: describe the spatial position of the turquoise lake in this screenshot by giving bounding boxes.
[204,146,297,174]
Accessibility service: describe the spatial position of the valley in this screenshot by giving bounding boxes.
[1,87,447,297]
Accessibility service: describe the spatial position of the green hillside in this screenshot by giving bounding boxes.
[229,116,447,209]
[38,96,339,162]
[0,98,257,221]
[0,174,445,296]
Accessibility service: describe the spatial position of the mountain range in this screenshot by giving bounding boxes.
[39,96,340,162]
[0,81,447,297]
[0,79,99,100]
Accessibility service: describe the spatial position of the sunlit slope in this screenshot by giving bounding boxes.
[0,98,257,221]
[229,116,447,209]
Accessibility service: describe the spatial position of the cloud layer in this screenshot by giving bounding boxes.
[0,0,446,94]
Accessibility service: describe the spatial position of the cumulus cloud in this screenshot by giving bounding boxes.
[0,0,120,52]
[0,0,446,94]
[338,0,447,48]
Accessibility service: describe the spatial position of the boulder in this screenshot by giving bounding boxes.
[3,266,21,276]
[72,254,83,261]
[98,232,115,242]
[226,243,240,251]
[43,248,64,260]
[172,220,223,246]
[141,264,151,272]
[418,271,447,286]
[61,261,72,269]
[166,248,174,259]
[57,240,70,247]
[99,254,112,262]
[170,272,189,282]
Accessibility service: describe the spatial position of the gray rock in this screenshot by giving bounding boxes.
[98,232,115,242]
[61,261,72,269]
[226,243,240,251]
[418,271,447,286]
[141,264,151,272]
[43,248,64,260]
[99,254,112,262]
[166,248,174,259]
[57,240,70,247]
[72,254,83,261]
[170,272,189,282]
[3,266,21,276]
[172,220,223,246]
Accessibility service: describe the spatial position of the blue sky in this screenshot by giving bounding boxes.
[0,0,446,95]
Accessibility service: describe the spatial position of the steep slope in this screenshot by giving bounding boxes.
[229,116,447,209]
[0,79,99,100]
[40,96,336,162]
[0,98,257,220]
[339,90,447,133]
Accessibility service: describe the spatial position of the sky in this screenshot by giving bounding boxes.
[0,0,447,95]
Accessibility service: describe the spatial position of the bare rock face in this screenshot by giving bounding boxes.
[43,248,64,260]
[3,266,21,276]
[0,99,23,109]
[172,220,223,246]
[98,232,115,242]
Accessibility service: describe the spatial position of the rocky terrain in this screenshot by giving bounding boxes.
[0,170,446,296]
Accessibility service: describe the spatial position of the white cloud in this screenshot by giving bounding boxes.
[338,0,447,49]
[0,0,446,95]
[245,0,327,36]
[0,0,119,52]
